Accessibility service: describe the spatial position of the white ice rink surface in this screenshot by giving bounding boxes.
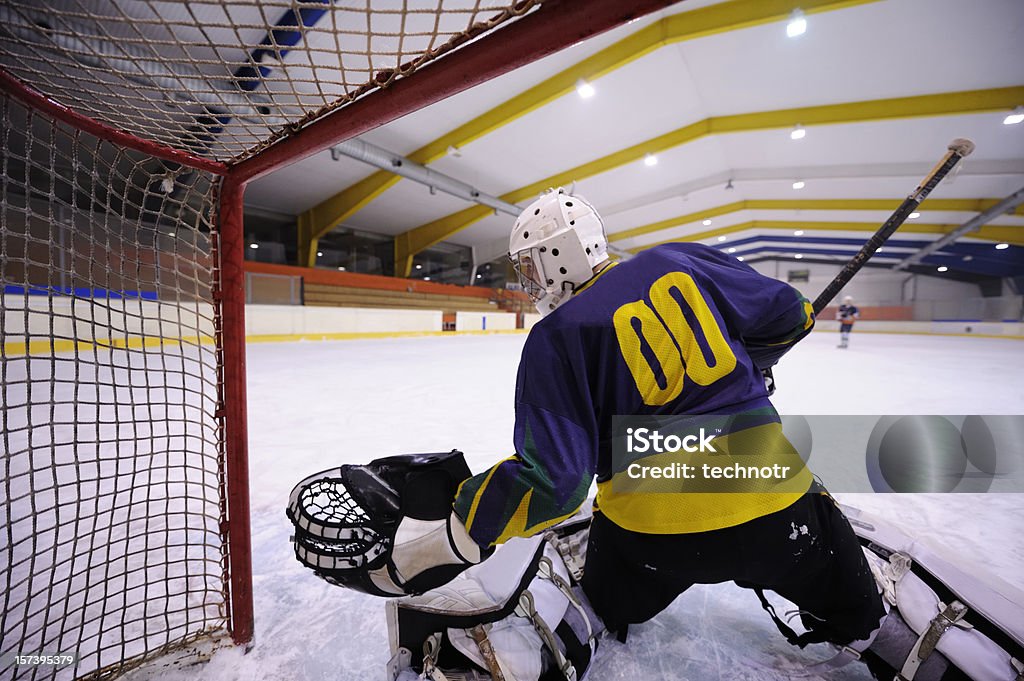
[128,330,1024,681]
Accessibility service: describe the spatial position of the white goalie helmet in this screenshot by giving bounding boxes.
[509,188,609,315]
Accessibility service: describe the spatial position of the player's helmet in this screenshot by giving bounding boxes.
[509,188,609,316]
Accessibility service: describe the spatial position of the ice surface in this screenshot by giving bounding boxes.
[123,331,1024,681]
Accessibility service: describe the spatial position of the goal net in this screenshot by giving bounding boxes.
[0,0,658,678]
[1,91,227,680]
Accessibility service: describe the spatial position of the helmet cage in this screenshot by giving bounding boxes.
[509,248,545,304]
[510,230,594,312]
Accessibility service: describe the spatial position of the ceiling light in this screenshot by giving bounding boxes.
[908,212,920,219]
[702,219,712,226]
[793,230,804,236]
[727,247,736,253]
[644,153,658,167]
[937,266,948,272]
[790,124,806,140]
[995,243,1009,250]
[792,181,805,190]
[786,9,807,38]
[1003,107,1024,125]
[737,256,745,261]
[718,235,727,242]
[415,264,423,270]
[575,79,595,99]
[317,251,323,257]
[794,254,803,259]
[337,266,346,271]
[424,276,431,281]
[249,243,258,249]
[476,274,483,279]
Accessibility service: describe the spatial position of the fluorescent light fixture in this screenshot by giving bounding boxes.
[718,236,727,242]
[644,153,658,167]
[575,79,595,99]
[249,243,258,249]
[790,124,806,140]
[786,9,807,38]
[794,254,803,259]
[937,266,948,272]
[908,212,920,219]
[1003,108,1024,125]
[727,247,736,253]
[995,243,1009,250]
[702,219,712,226]
[792,181,805,190]
[793,230,804,236]
[316,251,323,257]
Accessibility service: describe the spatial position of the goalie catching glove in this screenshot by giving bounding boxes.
[286,450,490,597]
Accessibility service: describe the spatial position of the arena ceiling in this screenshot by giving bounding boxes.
[2,0,1019,280]
[241,0,1024,280]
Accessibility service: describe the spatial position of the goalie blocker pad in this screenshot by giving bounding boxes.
[841,504,1024,681]
[387,514,601,681]
[286,450,473,596]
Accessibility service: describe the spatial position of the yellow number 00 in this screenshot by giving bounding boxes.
[612,272,737,406]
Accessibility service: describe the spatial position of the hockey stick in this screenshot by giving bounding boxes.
[763,139,974,395]
[810,138,975,315]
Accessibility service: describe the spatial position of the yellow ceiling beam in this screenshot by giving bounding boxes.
[631,220,1024,252]
[612,198,1024,242]
[296,0,880,270]
[395,86,1024,274]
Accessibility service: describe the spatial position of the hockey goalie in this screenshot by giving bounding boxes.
[286,189,1024,681]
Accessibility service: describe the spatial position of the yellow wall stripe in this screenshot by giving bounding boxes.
[3,329,529,357]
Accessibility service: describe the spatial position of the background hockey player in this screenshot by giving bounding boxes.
[382,188,885,654]
[837,295,859,348]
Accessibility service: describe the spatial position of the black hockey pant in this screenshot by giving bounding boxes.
[581,489,885,647]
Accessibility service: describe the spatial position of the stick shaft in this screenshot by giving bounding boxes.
[811,148,968,314]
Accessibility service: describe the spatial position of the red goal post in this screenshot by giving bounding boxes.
[0,1,677,678]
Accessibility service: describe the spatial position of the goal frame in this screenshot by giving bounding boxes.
[0,0,679,656]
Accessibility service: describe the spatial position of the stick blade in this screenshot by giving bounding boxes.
[948,138,975,157]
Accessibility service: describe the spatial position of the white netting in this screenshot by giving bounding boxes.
[1,92,228,680]
[0,0,538,163]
